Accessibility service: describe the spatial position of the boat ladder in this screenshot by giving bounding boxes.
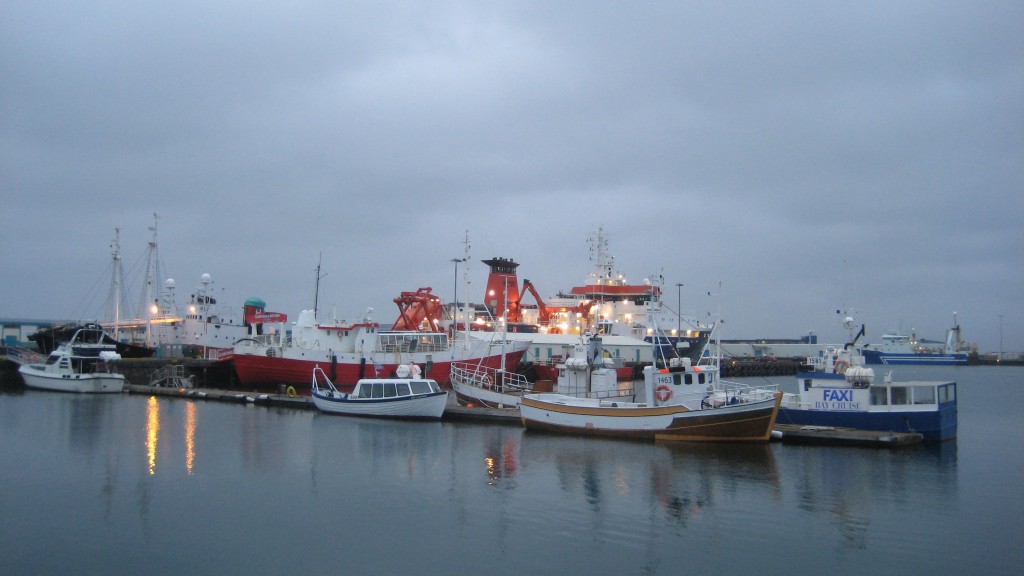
[149,364,195,388]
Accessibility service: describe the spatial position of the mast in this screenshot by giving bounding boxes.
[109,229,123,340]
[588,225,614,284]
[313,253,326,321]
[137,213,161,328]
[460,231,471,348]
[501,271,508,371]
[707,281,723,370]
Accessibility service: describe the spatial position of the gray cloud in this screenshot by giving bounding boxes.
[2,1,1021,353]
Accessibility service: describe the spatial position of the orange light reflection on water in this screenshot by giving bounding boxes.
[146,396,159,475]
[184,402,196,475]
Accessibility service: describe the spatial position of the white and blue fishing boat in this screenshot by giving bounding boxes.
[860,314,970,365]
[779,324,957,442]
[310,364,448,419]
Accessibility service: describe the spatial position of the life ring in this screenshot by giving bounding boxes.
[833,359,849,374]
[286,386,297,398]
[655,384,673,402]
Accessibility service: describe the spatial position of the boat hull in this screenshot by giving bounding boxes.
[18,365,125,394]
[232,348,527,389]
[451,381,522,408]
[311,391,448,419]
[860,349,968,366]
[519,392,781,442]
[777,404,957,442]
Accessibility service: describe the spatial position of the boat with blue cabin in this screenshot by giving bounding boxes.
[310,364,448,419]
[779,325,957,442]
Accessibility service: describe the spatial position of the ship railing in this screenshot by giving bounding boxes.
[700,380,780,408]
[583,385,636,400]
[6,346,45,366]
[238,333,286,348]
[451,362,533,394]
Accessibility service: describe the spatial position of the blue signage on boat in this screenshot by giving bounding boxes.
[814,389,862,411]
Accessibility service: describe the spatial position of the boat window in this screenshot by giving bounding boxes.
[370,384,383,399]
[890,387,908,405]
[913,386,935,405]
[938,384,956,404]
[383,383,397,398]
[396,383,411,396]
[410,381,432,395]
[870,387,888,405]
[358,385,373,399]
[684,374,693,385]
[803,379,812,392]
[429,381,441,393]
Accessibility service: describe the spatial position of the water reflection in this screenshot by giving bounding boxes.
[483,428,519,486]
[141,396,201,477]
[788,441,959,555]
[185,401,196,476]
[146,396,159,475]
[519,433,781,522]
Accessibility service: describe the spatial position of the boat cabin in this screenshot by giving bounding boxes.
[351,379,443,399]
[795,369,956,413]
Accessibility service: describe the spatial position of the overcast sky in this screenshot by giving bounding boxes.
[2,1,1021,353]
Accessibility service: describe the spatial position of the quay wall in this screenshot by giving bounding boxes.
[2,354,801,389]
[1,355,236,389]
[721,359,803,378]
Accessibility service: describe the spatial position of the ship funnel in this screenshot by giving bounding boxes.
[482,257,522,320]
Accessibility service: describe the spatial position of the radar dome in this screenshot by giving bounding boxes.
[164,278,175,289]
[201,273,212,284]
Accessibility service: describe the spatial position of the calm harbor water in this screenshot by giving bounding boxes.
[1,365,1021,575]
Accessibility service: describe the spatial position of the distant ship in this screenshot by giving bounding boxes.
[860,315,972,365]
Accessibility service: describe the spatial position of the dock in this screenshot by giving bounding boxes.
[3,358,925,443]
[772,423,923,447]
[122,382,522,424]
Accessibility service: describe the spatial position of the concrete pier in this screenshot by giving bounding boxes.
[772,423,923,447]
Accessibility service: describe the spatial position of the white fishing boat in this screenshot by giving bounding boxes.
[17,326,126,394]
[450,361,533,408]
[452,334,633,409]
[310,364,448,419]
[520,357,781,442]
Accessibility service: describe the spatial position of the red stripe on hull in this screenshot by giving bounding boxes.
[232,350,526,389]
